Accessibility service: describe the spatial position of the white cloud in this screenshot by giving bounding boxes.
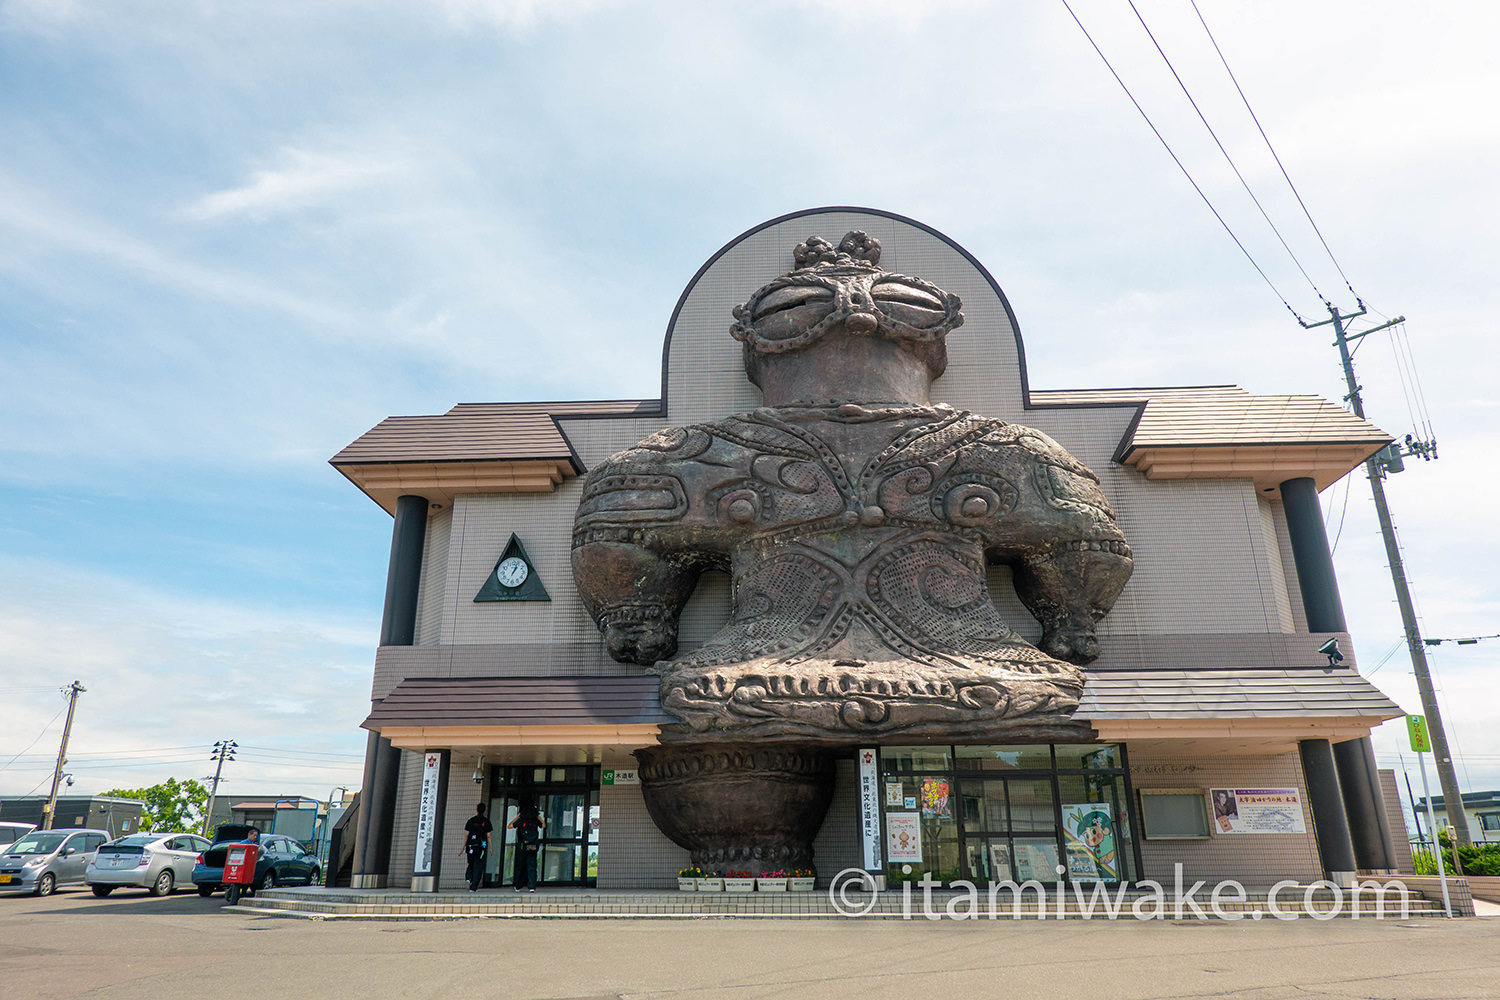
[181,148,411,222]
[0,557,374,798]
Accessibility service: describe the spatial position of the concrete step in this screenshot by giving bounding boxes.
[235,886,1446,921]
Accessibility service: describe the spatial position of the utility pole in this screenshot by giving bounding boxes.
[42,681,85,831]
[1304,302,1467,845]
[201,740,237,838]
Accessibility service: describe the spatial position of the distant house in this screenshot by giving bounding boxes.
[0,796,144,837]
[1415,791,1500,844]
[205,795,325,848]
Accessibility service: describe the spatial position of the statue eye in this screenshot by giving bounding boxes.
[752,285,832,321]
[872,280,949,328]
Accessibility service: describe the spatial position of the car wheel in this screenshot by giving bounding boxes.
[259,871,276,891]
[197,884,215,897]
[151,869,175,897]
[92,885,114,897]
[36,872,56,897]
[308,868,322,887]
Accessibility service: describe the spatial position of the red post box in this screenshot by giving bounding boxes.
[222,843,259,904]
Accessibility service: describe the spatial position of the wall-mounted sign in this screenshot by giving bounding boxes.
[886,813,923,862]
[1210,787,1306,834]
[474,533,551,602]
[602,768,639,786]
[859,748,880,870]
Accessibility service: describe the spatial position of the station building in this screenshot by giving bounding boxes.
[335,208,1404,892]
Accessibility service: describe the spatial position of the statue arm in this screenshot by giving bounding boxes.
[571,541,706,665]
[570,435,732,666]
[973,428,1133,664]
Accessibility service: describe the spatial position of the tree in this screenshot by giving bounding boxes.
[101,778,209,832]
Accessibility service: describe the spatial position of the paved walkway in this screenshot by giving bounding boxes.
[3,886,1500,999]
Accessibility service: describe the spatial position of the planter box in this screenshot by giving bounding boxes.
[789,877,815,892]
[756,877,787,892]
[696,878,724,892]
[724,877,755,893]
[677,878,697,891]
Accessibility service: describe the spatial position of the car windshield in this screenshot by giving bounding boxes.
[6,833,65,855]
[107,835,159,848]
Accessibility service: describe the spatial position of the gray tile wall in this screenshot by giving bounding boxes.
[1129,750,1323,886]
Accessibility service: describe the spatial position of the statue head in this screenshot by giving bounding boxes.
[731,232,965,404]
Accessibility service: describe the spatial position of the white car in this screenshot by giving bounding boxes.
[87,832,211,897]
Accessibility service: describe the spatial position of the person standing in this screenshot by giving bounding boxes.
[463,803,494,892]
[507,798,545,892]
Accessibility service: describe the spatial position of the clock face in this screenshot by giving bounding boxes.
[496,556,529,588]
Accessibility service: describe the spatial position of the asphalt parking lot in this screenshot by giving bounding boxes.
[4,885,1500,1000]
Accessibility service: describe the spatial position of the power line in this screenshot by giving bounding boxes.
[0,706,67,774]
[1058,0,1306,323]
[1127,0,1327,303]
[1188,0,1361,302]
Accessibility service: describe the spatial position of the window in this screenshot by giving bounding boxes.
[1478,813,1500,832]
[1138,789,1211,839]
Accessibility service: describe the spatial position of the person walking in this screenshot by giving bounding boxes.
[507,798,545,892]
[463,803,494,892]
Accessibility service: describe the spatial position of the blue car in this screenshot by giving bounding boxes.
[191,826,321,896]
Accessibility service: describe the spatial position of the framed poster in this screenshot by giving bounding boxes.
[1210,788,1306,834]
[887,812,923,862]
[1061,803,1118,880]
[920,778,951,818]
[885,781,904,808]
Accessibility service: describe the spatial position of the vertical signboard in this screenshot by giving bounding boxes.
[411,749,450,890]
[858,747,881,871]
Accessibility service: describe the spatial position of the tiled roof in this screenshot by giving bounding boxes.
[1078,668,1403,720]
[363,676,675,729]
[1031,385,1390,452]
[330,400,657,467]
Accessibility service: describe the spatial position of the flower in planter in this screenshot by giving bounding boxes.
[725,870,753,879]
[679,866,705,879]
[760,870,789,879]
[792,868,815,878]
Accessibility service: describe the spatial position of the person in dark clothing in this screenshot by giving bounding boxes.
[507,798,545,891]
[463,803,494,892]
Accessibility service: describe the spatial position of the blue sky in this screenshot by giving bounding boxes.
[3,1,1497,815]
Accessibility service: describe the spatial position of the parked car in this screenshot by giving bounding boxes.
[192,826,321,895]
[87,832,211,897]
[0,822,36,849]
[0,829,110,896]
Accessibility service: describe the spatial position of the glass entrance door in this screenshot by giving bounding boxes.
[485,765,600,888]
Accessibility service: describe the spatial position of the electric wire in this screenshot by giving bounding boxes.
[0,706,67,774]
[1058,0,1307,323]
[1363,637,1406,678]
[1189,0,1362,302]
[1128,0,1328,304]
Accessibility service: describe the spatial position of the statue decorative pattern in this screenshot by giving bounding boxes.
[573,231,1133,743]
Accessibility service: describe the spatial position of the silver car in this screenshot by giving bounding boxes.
[0,829,110,896]
[87,832,211,897]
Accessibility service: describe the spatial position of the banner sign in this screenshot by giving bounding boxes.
[414,751,444,875]
[1210,787,1306,834]
[1407,715,1431,753]
[858,748,881,870]
[886,812,923,862]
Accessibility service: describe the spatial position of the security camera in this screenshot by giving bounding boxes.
[1318,637,1344,666]
[473,769,484,784]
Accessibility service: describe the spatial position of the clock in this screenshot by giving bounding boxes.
[474,533,549,603]
[496,556,529,588]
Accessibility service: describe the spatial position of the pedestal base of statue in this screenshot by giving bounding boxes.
[634,744,836,874]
